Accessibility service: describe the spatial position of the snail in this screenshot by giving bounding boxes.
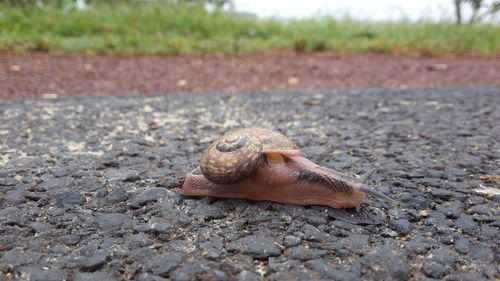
[181,128,395,209]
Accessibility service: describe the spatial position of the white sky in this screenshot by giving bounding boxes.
[233,0,499,22]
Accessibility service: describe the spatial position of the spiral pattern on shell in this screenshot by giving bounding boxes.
[200,129,265,184]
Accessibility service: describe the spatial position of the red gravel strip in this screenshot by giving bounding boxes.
[1,51,499,100]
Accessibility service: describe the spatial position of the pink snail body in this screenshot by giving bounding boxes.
[181,128,394,209]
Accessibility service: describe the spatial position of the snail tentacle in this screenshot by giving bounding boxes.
[358,185,397,205]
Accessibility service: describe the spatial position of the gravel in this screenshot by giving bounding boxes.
[2,52,499,100]
[0,87,498,280]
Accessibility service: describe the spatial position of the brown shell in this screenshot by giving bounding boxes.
[199,128,299,184]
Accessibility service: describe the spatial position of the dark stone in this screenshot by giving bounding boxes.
[301,209,327,226]
[76,252,108,272]
[0,248,38,267]
[219,254,254,275]
[49,245,71,255]
[5,157,46,171]
[419,177,443,188]
[405,237,433,256]
[164,240,197,254]
[467,204,490,215]
[129,188,168,208]
[454,215,479,235]
[105,168,141,182]
[479,225,498,241]
[226,235,281,259]
[437,201,464,219]
[30,222,51,233]
[24,192,43,202]
[198,237,224,260]
[17,266,67,281]
[0,206,18,218]
[172,262,228,281]
[425,249,457,266]
[427,169,445,179]
[283,235,302,247]
[306,259,360,281]
[235,270,261,281]
[458,155,482,169]
[422,263,449,279]
[105,189,127,203]
[331,220,357,230]
[58,234,81,245]
[389,219,412,235]
[76,177,105,192]
[55,191,86,206]
[95,213,130,230]
[134,273,169,281]
[99,153,120,168]
[493,194,500,202]
[454,238,470,254]
[95,189,108,198]
[200,205,227,221]
[427,210,447,220]
[0,177,20,186]
[301,223,331,242]
[284,247,327,261]
[490,220,500,227]
[144,253,184,277]
[268,257,301,272]
[358,246,410,281]
[125,233,153,248]
[79,241,99,256]
[444,167,467,177]
[469,244,493,261]
[132,223,150,233]
[310,241,344,253]
[481,265,498,279]
[437,235,455,245]
[4,189,27,205]
[446,272,488,281]
[327,207,385,225]
[343,234,369,255]
[402,181,417,189]
[52,166,74,177]
[379,228,398,238]
[161,206,191,227]
[36,177,73,191]
[74,272,120,281]
[425,216,453,234]
[445,181,470,191]
[148,217,173,234]
[431,189,464,201]
[271,267,311,281]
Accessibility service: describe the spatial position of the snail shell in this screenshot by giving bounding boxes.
[199,128,299,184]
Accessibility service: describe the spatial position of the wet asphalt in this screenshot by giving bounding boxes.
[0,87,498,281]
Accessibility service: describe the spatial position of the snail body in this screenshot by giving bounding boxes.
[181,128,394,209]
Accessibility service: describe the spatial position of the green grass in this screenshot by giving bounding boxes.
[0,1,499,55]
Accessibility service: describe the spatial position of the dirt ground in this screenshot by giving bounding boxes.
[0,51,499,100]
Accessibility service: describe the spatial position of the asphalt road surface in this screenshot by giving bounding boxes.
[0,87,498,280]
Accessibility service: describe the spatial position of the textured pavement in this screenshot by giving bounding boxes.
[0,87,499,280]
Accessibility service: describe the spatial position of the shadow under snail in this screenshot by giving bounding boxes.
[181,128,395,210]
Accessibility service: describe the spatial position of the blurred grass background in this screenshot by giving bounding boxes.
[0,0,499,55]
